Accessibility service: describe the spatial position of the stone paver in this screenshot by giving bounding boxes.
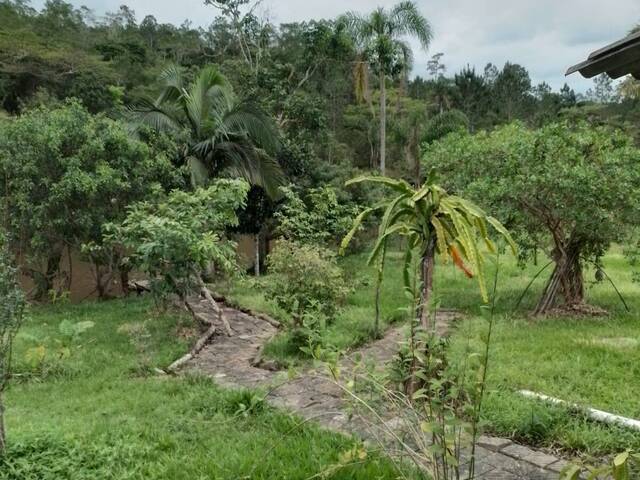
[185,299,564,479]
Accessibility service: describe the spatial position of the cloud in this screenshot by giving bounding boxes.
[31,0,640,92]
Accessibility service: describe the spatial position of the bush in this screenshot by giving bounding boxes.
[107,180,249,306]
[274,186,358,246]
[265,240,348,329]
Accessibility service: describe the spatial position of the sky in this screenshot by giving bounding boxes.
[31,0,640,93]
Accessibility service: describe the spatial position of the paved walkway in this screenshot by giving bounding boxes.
[184,299,567,479]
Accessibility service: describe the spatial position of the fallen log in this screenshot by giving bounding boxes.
[194,273,233,336]
[166,322,217,373]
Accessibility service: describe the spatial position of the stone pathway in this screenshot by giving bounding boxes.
[184,299,567,479]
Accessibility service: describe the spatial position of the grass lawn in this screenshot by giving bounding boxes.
[221,246,640,458]
[2,299,410,479]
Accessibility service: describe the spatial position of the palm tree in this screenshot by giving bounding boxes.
[341,2,432,175]
[129,65,284,198]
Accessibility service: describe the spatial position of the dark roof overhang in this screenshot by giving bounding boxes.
[566,31,640,79]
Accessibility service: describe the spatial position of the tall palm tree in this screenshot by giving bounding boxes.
[129,65,284,198]
[341,2,432,175]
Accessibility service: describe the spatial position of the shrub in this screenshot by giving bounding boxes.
[265,240,348,329]
[274,186,358,246]
[108,180,249,305]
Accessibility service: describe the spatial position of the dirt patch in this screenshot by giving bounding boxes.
[544,303,608,318]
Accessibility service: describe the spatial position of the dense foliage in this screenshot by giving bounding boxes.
[2,0,640,472]
[427,121,640,313]
[0,232,24,452]
[274,186,358,246]
[0,100,181,299]
[107,180,249,305]
[129,65,284,197]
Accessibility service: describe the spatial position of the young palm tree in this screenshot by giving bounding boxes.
[341,2,432,175]
[129,65,284,198]
[342,173,516,332]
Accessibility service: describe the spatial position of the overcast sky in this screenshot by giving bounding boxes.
[32,0,640,92]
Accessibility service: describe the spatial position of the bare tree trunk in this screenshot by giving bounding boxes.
[65,245,73,292]
[194,272,233,336]
[254,232,260,277]
[33,248,62,301]
[418,238,436,330]
[0,391,6,455]
[94,264,114,300]
[407,238,436,397]
[373,245,387,339]
[379,69,386,175]
[534,242,584,315]
[120,267,130,297]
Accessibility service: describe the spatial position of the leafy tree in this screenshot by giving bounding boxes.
[618,77,640,101]
[492,62,532,121]
[586,74,619,104]
[274,185,358,246]
[427,122,640,314]
[340,1,432,174]
[130,65,285,198]
[0,232,25,453]
[422,109,469,144]
[559,83,577,108]
[453,66,490,130]
[107,180,250,334]
[532,82,562,126]
[0,101,180,299]
[341,174,515,333]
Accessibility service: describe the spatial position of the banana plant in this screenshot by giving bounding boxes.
[341,172,516,331]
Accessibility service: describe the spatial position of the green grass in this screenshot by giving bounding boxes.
[450,247,640,458]
[218,251,414,364]
[223,246,640,458]
[2,299,410,479]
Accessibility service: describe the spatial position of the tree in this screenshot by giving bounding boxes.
[0,232,25,453]
[426,52,446,78]
[204,0,270,75]
[341,174,515,333]
[274,185,357,246]
[130,65,285,198]
[426,121,640,314]
[453,66,490,130]
[107,180,250,335]
[559,83,577,108]
[340,1,432,175]
[492,62,532,121]
[586,74,619,104]
[0,101,181,300]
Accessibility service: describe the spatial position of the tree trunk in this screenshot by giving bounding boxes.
[406,238,436,397]
[534,242,584,315]
[120,267,130,297]
[418,238,437,330]
[254,232,260,277]
[379,69,386,175]
[33,249,63,301]
[94,263,114,300]
[0,392,6,455]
